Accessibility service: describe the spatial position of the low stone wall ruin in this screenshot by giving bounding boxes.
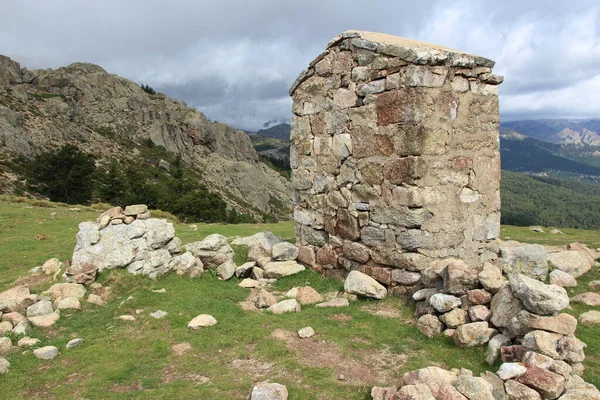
[290,30,503,289]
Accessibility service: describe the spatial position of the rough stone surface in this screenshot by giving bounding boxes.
[33,346,59,360]
[29,312,60,327]
[17,336,40,348]
[504,379,542,400]
[263,261,306,279]
[469,305,492,322]
[0,356,9,375]
[0,286,31,312]
[454,375,495,400]
[499,242,548,280]
[515,364,565,399]
[315,298,349,308]
[344,270,387,299]
[486,334,512,365]
[417,314,444,338]
[570,292,600,306]
[579,310,600,324]
[27,300,54,318]
[509,274,569,316]
[251,382,288,400]
[45,283,86,300]
[402,366,459,397]
[188,314,217,329]
[440,308,468,328]
[478,263,506,293]
[0,337,11,355]
[298,327,315,338]
[429,293,462,313]
[548,270,577,288]
[268,299,301,314]
[454,322,496,347]
[285,287,323,304]
[66,338,84,349]
[548,250,591,278]
[271,242,299,261]
[497,362,527,380]
[527,313,577,336]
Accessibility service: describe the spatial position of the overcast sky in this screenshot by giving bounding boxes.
[1,1,599,131]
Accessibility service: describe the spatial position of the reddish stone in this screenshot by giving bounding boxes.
[383,157,419,185]
[515,364,565,399]
[316,244,339,269]
[501,345,526,362]
[351,126,374,159]
[452,157,473,171]
[360,265,393,286]
[335,209,360,240]
[374,135,394,157]
[377,88,415,126]
[467,289,492,305]
[310,114,326,136]
[342,241,370,263]
[297,245,316,267]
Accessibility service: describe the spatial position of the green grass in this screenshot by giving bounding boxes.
[0,199,599,398]
[501,225,600,249]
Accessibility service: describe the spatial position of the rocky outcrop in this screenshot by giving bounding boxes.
[0,55,291,220]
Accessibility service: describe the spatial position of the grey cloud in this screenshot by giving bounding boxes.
[1,0,599,130]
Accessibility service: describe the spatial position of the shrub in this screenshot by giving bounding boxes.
[140,83,156,95]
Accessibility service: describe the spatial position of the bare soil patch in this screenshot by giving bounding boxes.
[171,342,193,356]
[269,329,407,385]
[162,364,211,385]
[328,313,353,324]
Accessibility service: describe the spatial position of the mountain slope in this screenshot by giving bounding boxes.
[255,123,291,140]
[0,55,291,220]
[501,119,600,145]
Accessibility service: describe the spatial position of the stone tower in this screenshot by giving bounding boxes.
[290,31,503,289]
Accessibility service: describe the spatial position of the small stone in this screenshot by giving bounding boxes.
[56,297,81,310]
[0,321,12,335]
[344,270,387,299]
[33,346,59,360]
[467,289,492,305]
[42,258,62,275]
[579,310,600,324]
[588,280,600,290]
[118,315,136,321]
[66,338,84,349]
[478,263,505,293]
[29,312,60,327]
[152,288,167,293]
[124,204,148,216]
[315,298,349,308]
[417,314,444,338]
[251,382,288,400]
[188,314,217,329]
[443,329,456,338]
[256,289,277,308]
[18,336,40,348]
[87,294,105,306]
[12,321,31,335]
[440,308,468,328]
[469,305,491,322]
[285,287,323,304]
[27,300,54,318]
[0,356,9,375]
[268,299,301,314]
[239,279,260,288]
[0,337,12,355]
[412,288,438,302]
[149,310,167,319]
[453,322,496,347]
[298,327,315,338]
[497,362,527,380]
[263,261,305,279]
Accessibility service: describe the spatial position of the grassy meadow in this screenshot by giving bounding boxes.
[0,196,598,398]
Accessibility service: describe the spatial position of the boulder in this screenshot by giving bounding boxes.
[256,289,277,308]
[417,314,444,337]
[548,270,577,288]
[486,334,512,365]
[235,262,256,278]
[499,242,548,280]
[271,242,299,261]
[0,321,12,336]
[33,346,59,360]
[26,300,54,318]
[268,299,301,314]
[0,286,31,312]
[442,260,478,295]
[184,234,235,269]
[490,283,526,337]
[126,249,172,278]
[315,298,349,308]
[45,283,86,300]
[509,274,569,315]
[469,305,491,322]
[284,287,323,304]
[478,263,505,293]
[63,263,98,285]
[344,270,387,299]
[497,362,527,380]
[397,384,436,399]
[453,322,496,347]
[454,375,495,400]
[440,308,468,328]
[547,250,591,278]
[17,336,40,348]
[124,204,148,216]
[402,367,458,398]
[250,382,288,400]
[0,337,12,355]
[216,260,236,280]
[187,314,217,329]
[429,293,461,313]
[570,292,600,306]
[504,380,542,400]
[29,311,60,327]
[527,313,577,336]
[558,375,600,399]
[467,289,492,305]
[263,261,306,279]
[515,364,565,399]
[371,386,399,400]
[169,252,204,278]
[42,258,62,275]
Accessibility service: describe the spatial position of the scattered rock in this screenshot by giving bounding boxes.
[188,314,217,329]
[478,263,505,294]
[271,242,299,261]
[33,346,59,360]
[0,321,12,335]
[315,298,349,308]
[250,382,288,400]
[268,299,301,315]
[548,270,577,288]
[217,260,236,280]
[87,294,105,306]
[45,283,86,300]
[239,279,260,288]
[55,296,81,310]
[0,357,9,375]
[29,312,60,327]
[548,250,592,278]
[256,289,277,309]
[235,262,256,278]
[152,288,167,293]
[588,280,600,291]
[412,288,438,302]
[499,242,548,280]
[298,327,315,338]
[453,322,496,347]
[509,274,569,315]
[497,362,527,380]
[0,337,12,355]
[42,258,62,275]
[263,261,306,279]
[579,310,600,324]
[285,287,323,305]
[455,374,495,400]
[66,338,84,349]
[0,285,31,312]
[397,384,436,399]
[12,321,31,335]
[171,342,192,355]
[417,314,444,338]
[529,226,544,233]
[63,262,98,285]
[149,310,167,319]
[440,308,468,328]
[570,292,600,306]
[118,315,136,321]
[429,293,462,313]
[27,300,54,318]
[344,270,387,299]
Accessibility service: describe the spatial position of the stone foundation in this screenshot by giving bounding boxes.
[290,30,503,287]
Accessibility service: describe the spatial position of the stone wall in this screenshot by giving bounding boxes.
[290,30,503,288]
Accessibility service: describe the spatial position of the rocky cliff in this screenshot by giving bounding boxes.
[0,55,291,220]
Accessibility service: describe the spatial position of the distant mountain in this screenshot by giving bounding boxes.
[501,119,600,146]
[255,123,291,140]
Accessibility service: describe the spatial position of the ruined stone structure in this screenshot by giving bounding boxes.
[290,31,504,286]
